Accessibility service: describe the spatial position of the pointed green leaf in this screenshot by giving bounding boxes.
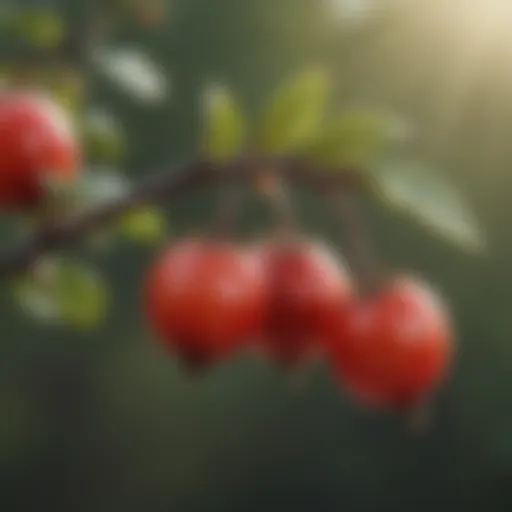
[307,108,411,166]
[258,67,330,152]
[373,160,484,252]
[92,46,169,104]
[202,84,245,161]
[119,206,167,244]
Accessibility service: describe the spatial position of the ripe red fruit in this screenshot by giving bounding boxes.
[0,91,79,207]
[257,240,352,365]
[144,239,267,366]
[328,276,453,409]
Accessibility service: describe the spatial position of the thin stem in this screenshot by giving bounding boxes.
[329,190,383,295]
[207,159,247,239]
[255,172,297,237]
[209,182,246,239]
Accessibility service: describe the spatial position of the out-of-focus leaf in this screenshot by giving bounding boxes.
[15,8,65,49]
[92,46,169,104]
[372,160,485,252]
[258,67,330,152]
[84,108,126,162]
[202,84,245,161]
[75,168,129,209]
[120,206,167,244]
[54,261,109,329]
[12,269,61,325]
[307,108,411,166]
[12,258,109,329]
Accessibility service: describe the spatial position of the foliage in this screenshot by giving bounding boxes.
[92,47,169,104]
[257,67,330,152]
[12,258,108,329]
[202,84,246,161]
[0,2,483,332]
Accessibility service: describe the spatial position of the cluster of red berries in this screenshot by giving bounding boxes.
[0,91,454,410]
[144,238,453,410]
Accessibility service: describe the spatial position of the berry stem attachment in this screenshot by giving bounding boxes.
[209,181,246,239]
[208,158,249,239]
[255,171,297,238]
[329,191,383,295]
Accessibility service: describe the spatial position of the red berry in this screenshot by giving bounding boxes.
[144,238,266,366]
[0,91,79,207]
[257,240,352,365]
[329,276,453,409]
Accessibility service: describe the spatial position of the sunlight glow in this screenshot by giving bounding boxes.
[420,0,512,149]
[326,0,377,24]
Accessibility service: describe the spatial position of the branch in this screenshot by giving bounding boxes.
[0,156,366,277]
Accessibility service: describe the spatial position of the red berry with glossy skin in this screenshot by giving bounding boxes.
[144,239,267,366]
[329,276,453,409]
[0,91,79,207]
[257,240,352,365]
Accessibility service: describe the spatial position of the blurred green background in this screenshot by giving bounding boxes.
[2,0,512,510]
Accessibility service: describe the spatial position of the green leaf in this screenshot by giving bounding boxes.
[54,261,109,329]
[202,84,245,161]
[307,108,411,166]
[92,46,169,104]
[15,8,66,49]
[258,67,330,152]
[119,206,167,244]
[372,160,484,252]
[84,108,126,162]
[12,268,61,325]
[12,259,109,329]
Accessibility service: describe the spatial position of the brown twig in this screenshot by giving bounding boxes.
[0,156,367,277]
